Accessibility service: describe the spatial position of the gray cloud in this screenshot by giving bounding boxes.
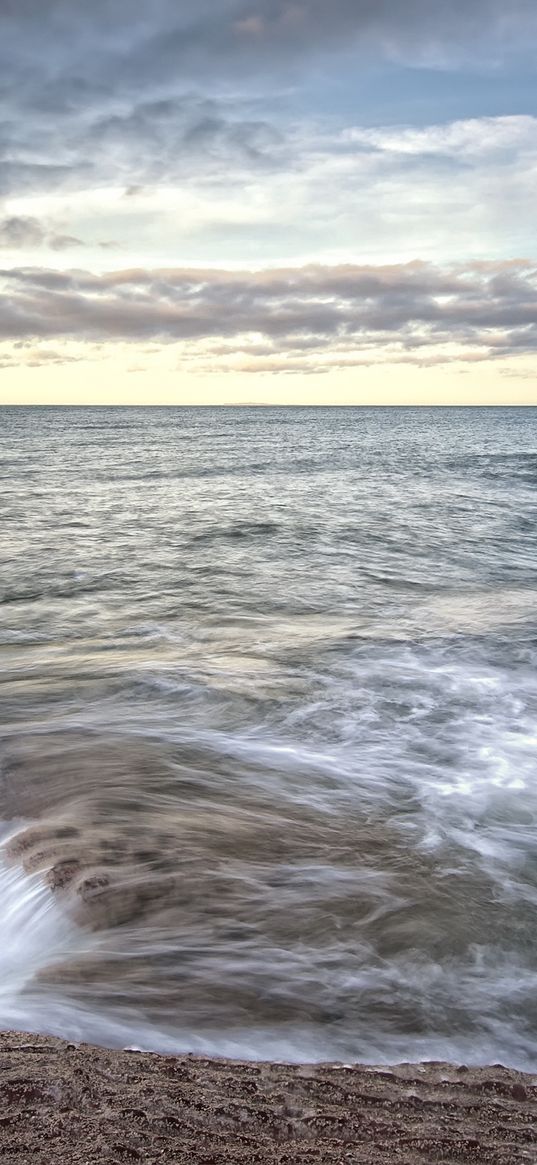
[48,233,84,251]
[0,162,86,198]
[0,215,83,250]
[1,260,535,366]
[0,1,535,201]
[82,96,284,180]
[0,216,45,248]
[0,94,286,200]
[132,0,537,81]
[5,1,532,87]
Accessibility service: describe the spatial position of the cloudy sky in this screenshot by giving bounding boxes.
[1,0,536,404]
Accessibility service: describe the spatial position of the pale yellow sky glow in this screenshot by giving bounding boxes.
[1,353,536,407]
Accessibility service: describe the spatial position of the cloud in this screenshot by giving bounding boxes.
[0,215,83,251]
[0,163,83,199]
[0,343,83,368]
[0,95,286,206]
[61,2,537,71]
[81,96,284,182]
[2,113,534,272]
[340,116,537,159]
[1,2,535,196]
[1,259,535,371]
[0,216,46,248]
[4,0,532,90]
[48,233,84,250]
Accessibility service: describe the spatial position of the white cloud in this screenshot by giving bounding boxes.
[3,115,536,270]
[340,115,537,158]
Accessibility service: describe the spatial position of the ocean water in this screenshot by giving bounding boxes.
[1,404,537,1068]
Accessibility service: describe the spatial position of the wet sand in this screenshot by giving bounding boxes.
[1,1031,536,1164]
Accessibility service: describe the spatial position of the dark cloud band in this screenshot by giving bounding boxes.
[1,261,536,365]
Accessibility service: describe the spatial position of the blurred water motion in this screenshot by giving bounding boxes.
[1,405,537,1068]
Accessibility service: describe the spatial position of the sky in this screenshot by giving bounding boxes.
[1,0,536,404]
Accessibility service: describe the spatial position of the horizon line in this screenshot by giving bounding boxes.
[0,403,536,410]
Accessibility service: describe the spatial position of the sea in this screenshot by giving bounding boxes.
[1,405,537,1069]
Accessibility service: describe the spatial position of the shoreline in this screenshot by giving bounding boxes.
[1,1031,536,1163]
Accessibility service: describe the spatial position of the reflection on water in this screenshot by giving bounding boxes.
[1,405,537,1067]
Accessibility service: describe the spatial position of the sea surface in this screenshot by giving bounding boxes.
[1,405,537,1069]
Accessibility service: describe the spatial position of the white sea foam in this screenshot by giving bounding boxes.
[0,841,82,1034]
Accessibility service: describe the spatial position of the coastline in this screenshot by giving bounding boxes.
[1,1031,536,1163]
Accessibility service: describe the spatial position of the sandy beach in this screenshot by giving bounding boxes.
[1,1031,536,1164]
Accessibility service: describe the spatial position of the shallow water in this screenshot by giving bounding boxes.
[1,405,537,1067]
